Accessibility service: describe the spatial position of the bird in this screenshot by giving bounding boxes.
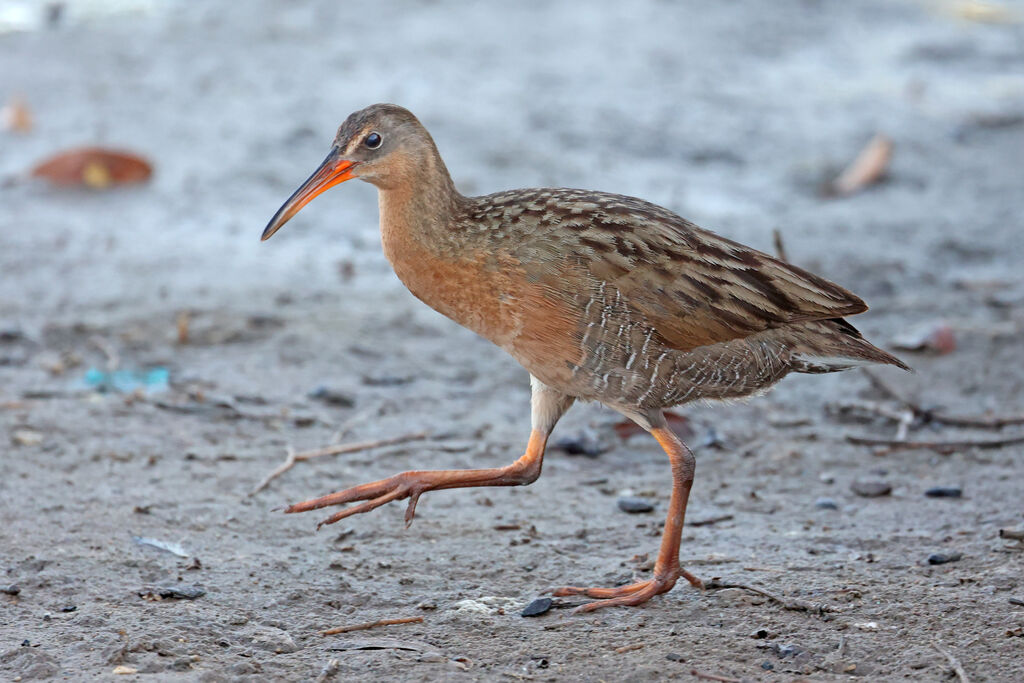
[261,103,908,612]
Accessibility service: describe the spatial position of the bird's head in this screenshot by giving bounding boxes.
[262,103,436,241]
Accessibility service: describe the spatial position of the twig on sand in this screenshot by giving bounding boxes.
[89,335,120,371]
[689,514,734,527]
[931,639,970,683]
[249,431,430,496]
[315,658,340,683]
[860,369,1024,430]
[689,670,742,683]
[771,228,788,262]
[703,579,841,614]
[320,616,424,636]
[614,643,644,654]
[845,433,1024,454]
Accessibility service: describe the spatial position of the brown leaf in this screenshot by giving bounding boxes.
[830,134,892,197]
[890,321,956,355]
[31,147,152,188]
[2,96,33,133]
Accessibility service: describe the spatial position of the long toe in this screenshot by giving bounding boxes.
[552,581,651,599]
[570,576,679,613]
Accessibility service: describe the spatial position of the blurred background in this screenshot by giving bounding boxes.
[2,1,1023,680]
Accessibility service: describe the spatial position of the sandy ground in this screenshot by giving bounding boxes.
[2,1,1024,680]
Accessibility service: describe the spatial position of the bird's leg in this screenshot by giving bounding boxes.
[553,414,701,612]
[285,377,574,529]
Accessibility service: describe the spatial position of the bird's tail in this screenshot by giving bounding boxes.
[788,318,910,374]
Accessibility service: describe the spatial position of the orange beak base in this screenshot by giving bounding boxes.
[261,151,358,241]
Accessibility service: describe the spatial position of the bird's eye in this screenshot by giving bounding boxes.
[364,132,382,149]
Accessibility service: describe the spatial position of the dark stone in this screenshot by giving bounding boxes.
[1,584,20,595]
[60,605,77,613]
[814,497,839,510]
[520,597,553,617]
[666,653,685,662]
[924,486,962,498]
[307,386,356,408]
[775,643,803,658]
[139,585,206,600]
[928,552,963,565]
[617,496,655,513]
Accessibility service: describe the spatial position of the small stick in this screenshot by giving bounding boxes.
[771,228,788,262]
[249,431,429,496]
[999,529,1024,541]
[704,579,839,613]
[250,447,298,496]
[320,616,423,636]
[861,369,914,409]
[927,413,1024,430]
[860,369,1024,430]
[176,310,190,345]
[614,643,644,654]
[689,514,734,527]
[315,658,339,683]
[845,434,1024,454]
[689,670,742,683]
[828,400,920,424]
[89,335,120,371]
[931,639,970,683]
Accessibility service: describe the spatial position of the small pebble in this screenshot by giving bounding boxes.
[1009,597,1024,607]
[928,552,963,565]
[775,643,803,658]
[521,597,553,617]
[814,497,839,510]
[665,653,685,662]
[307,386,356,407]
[138,585,206,600]
[1,584,20,595]
[60,605,77,613]
[617,496,655,513]
[850,480,891,498]
[924,486,962,498]
[761,661,774,670]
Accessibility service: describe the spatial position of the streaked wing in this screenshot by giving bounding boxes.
[496,189,867,352]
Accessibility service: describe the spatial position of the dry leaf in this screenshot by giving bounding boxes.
[830,134,892,197]
[31,147,152,188]
[1,96,33,133]
[953,1,1018,24]
[890,322,956,355]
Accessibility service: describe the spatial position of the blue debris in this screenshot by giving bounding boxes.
[83,367,169,394]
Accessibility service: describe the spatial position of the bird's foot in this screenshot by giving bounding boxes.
[284,471,435,530]
[552,568,703,612]
[283,459,540,530]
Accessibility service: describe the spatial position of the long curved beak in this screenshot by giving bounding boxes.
[261,149,359,241]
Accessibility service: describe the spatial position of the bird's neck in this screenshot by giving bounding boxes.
[377,152,465,264]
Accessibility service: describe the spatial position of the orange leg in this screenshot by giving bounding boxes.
[553,422,701,612]
[286,429,550,528]
[286,376,575,529]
